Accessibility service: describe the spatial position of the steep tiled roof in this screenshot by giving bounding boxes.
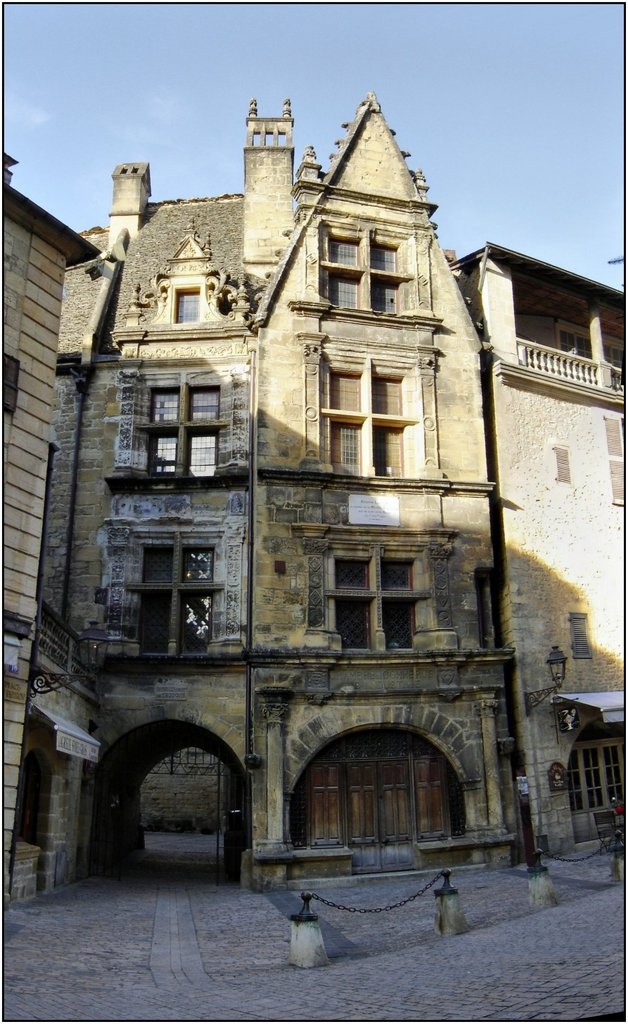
[59,194,263,357]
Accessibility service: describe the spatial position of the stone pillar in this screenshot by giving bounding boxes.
[417,348,443,478]
[477,699,504,830]
[589,300,612,387]
[300,337,323,465]
[259,688,292,851]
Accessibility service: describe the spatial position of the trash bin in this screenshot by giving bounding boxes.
[223,810,245,881]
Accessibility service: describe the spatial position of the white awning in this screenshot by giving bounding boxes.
[32,706,100,762]
[554,691,624,724]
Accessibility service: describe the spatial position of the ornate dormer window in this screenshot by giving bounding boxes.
[127,230,251,328]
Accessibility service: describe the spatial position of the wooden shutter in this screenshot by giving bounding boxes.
[308,764,342,846]
[569,612,592,659]
[554,446,571,484]
[604,417,624,504]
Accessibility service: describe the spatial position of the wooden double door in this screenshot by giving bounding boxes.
[306,736,452,872]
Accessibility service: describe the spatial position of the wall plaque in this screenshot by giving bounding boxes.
[548,761,567,791]
[348,493,400,527]
[154,679,187,701]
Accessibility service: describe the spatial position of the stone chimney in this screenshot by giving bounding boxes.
[243,99,294,275]
[109,162,151,244]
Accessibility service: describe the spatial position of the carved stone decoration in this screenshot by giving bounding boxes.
[307,554,324,628]
[105,524,130,638]
[306,692,334,706]
[259,687,293,724]
[139,233,253,327]
[305,669,329,690]
[225,542,242,638]
[248,98,257,117]
[417,350,441,470]
[231,370,250,464]
[114,369,140,469]
[301,337,322,460]
[429,544,454,628]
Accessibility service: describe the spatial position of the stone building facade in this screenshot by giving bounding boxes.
[13,96,620,898]
[453,245,624,858]
[3,156,99,904]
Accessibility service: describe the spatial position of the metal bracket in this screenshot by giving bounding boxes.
[29,670,92,696]
[525,685,559,715]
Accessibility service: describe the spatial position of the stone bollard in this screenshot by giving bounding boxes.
[528,849,558,908]
[434,869,469,935]
[289,892,329,968]
[609,830,624,882]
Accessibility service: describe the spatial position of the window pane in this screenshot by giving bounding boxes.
[150,436,178,474]
[152,390,180,422]
[190,388,220,421]
[559,330,592,360]
[329,240,358,266]
[183,549,214,581]
[373,427,402,476]
[188,434,217,475]
[567,751,584,811]
[330,374,360,411]
[382,601,413,648]
[336,560,368,588]
[336,601,369,648]
[370,246,396,271]
[331,423,360,472]
[182,595,212,652]
[583,748,603,808]
[603,745,624,802]
[140,594,171,654]
[329,276,358,308]
[371,282,397,313]
[143,548,174,582]
[372,378,401,415]
[176,291,200,323]
[381,562,411,589]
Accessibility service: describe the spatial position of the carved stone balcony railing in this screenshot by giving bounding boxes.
[39,604,84,676]
[516,340,623,394]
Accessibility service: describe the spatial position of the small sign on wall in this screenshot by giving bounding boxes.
[348,493,400,526]
[548,761,567,791]
[556,706,580,732]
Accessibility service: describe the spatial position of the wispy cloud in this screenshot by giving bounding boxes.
[5,94,51,128]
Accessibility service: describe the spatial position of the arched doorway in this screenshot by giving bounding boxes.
[90,720,244,877]
[290,729,465,873]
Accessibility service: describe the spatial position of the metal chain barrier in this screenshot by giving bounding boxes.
[543,848,604,863]
[309,869,443,913]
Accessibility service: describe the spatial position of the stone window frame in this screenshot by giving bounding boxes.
[320,222,413,315]
[326,539,429,652]
[320,349,421,478]
[128,533,226,656]
[142,375,228,478]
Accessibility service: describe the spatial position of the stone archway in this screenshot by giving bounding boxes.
[290,727,465,873]
[90,720,245,877]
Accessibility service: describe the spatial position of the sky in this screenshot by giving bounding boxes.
[4,2,624,288]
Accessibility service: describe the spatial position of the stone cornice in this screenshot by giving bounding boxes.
[494,359,624,411]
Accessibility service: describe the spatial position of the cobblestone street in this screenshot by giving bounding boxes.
[3,833,625,1022]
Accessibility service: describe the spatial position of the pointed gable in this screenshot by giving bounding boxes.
[325,93,418,202]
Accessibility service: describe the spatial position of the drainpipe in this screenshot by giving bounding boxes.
[244,340,258,848]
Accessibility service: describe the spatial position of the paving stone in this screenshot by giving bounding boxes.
[3,832,624,1021]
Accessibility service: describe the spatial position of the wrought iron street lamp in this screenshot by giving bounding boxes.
[29,622,110,695]
[524,646,567,714]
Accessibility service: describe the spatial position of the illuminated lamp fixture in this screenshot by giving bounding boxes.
[524,646,567,715]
